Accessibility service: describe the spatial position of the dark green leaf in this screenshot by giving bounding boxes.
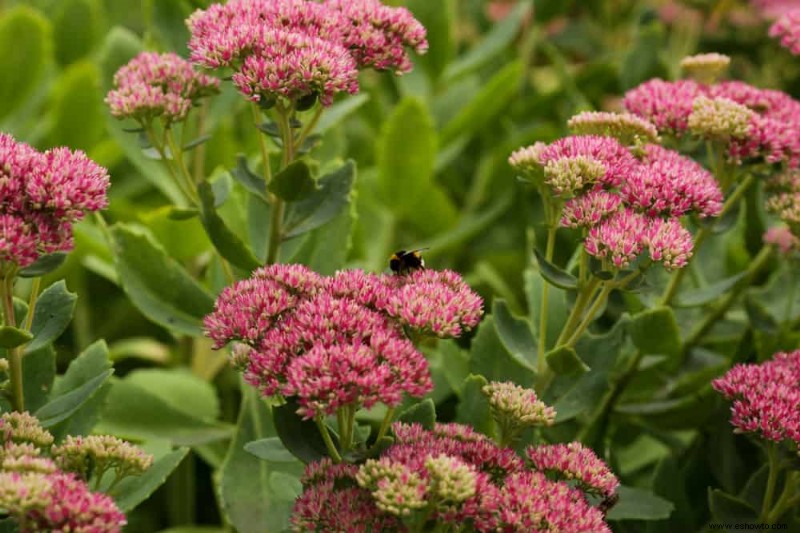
[168,207,200,220]
[454,374,493,436]
[620,21,667,90]
[197,181,261,271]
[230,154,267,200]
[18,253,68,278]
[534,249,578,290]
[546,345,589,375]
[0,6,51,119]
[273,397,334,464]
[110,224,216,336]
[282,197,354,275]
[96,378,232,446]
[606,486,674,521]
[0,326,32,349]
[22,346,56,413]
[150,0,191,57]
[398,399,436,430]
[35,369,113,427]
[406,0,455,82]
[0,518,18,532]
[524,268,568,352]
[25,281,77,354]
[244,437,297,463]
[628,307,681,360]
[469,316,536,385]
[268,160,317,202]
[124,368,220,421]
[283,160,356,239]
[492,299,537,370]
[112,448,189,512]
[673,271,747,308]
[184,134,212,151]
[744,296,779,333]
[740,464,770,511]
[708,489,758,523]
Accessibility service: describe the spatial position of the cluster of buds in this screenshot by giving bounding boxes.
[205,264,483,420]
[0,133,109,273]
[187,0,427,107]
[0,412,154,532]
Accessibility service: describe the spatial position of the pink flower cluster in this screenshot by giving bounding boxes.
[624,78,800,167]
[771,10,800,54]
[0,133,109,270]
[106,52,219,124]
[512,134,721,271]
[187,0,427,106]
[204,265,482,419]
[712,350,800,445]
[291,422,617,532]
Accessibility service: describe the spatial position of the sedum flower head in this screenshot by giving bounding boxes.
[567,111,659,145]
[51,435,153,481]
[770,10,800,55]
[623,79,704,134]
[584,208,649,270]
[688,96,755,140]
[482,381,556,429]
[0,412,54,448]
[712,349,800,445]
[680,53,730,83]
[543,156,607,196]
[764,225,798,254]
[645,218,694,270]
[0,471,126,532]
[535,135,640,189]
[425,454,477,504]
[357,459,428,516]
[526,442,620,498]
[508,142,546,175]
[106,52,219,123]
[560,189,622,229]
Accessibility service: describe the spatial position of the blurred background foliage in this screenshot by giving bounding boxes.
[0,0,795,531]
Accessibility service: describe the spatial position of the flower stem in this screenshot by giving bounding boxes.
[23,277,41,332]
[537,226,558,375]
[144,124,197,206]
[265,107,294,264]
[251,103,273,185]
[2,274,23,412]
[295,105,324,151]
[165,128,200,204]
[315,417,342,464]
[760,442,779,522]
[765,471,799,524]
[565,283,613,348]
[375,407,396,444]
[555,277,602,347]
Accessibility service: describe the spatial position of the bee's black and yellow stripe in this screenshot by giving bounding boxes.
[389,249,425,274]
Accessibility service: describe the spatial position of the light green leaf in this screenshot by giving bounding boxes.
[197,180,261,271]
[112,447,189,513]
[398,399,436,430]
[0,326,33,349]
[53,0,102,65]
[49,61,105,150]
[268,160,317,202]
[244,437,297,463]
[406,0,455,82]
[314,94,369,135]
[25,281,77,354]
[124,368,220,421]
[0,6,51,119]
[35,369,113,427]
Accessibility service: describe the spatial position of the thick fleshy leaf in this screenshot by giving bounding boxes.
[406,0,455,82]
[708,489,758,523]
[469,316,536,385]
[110,224,215,336]
[524,268,568,352]
[22,346,56,413]
[35,369,113,428]
[112,447,189,512]
[454,374,493,437]
[398,399,436,430]
[628,307,681,360]
[25,281,77,354]
[0,6,51,119]
[244,437,297,463]
[283,160,356,239]
[545,345,589,375]
[606,486,674,521]
[268,160,317,202]
[673,271,747,308]
[0,326,32,349]
[49,61,105,150]
[273,397,335,464]
[18,253,68,278]
[197,180,261,271]
[124,368,220,421]
[230,155,268,200]
[534,249,579,290]
[492,299,537,370]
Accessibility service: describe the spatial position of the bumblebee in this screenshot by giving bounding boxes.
[389,249,426,275]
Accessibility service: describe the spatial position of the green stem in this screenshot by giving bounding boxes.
[294,106,324,151]
[23,277,41,332]
[537,226,558,375]
[555,277,602,346]
[660,173,756,306]
[2,274,23,412]
[375,407,395,444]
[765,471,799,524]
[143,124,197,206]
[165,128,199,203]
[565,283,613,348]
[683,246,773,350]
[265,108,294,264]
[760,442,780,522]
[251,103,273,185]
[315,417,342,463]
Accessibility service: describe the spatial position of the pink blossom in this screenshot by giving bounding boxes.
[764,226,797,254]
[646,217,694,270]
[325,0,428,74]
[584,208,649,269]
[712,350,800,444]
[752,0,800,19]
[623,79,705,134]
[769,8,800,51]
[0,215,38,268]
[535,135,640,188]
[526,442,619,498]
[561,189,622,228]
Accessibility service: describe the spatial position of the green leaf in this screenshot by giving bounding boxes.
[492,300,537,369]
[524,268,568,352]
[167,207,200,221]
[268,160,317,202]
[546,345,589,375]
[440,61,523,146]
[0,326,33,349]
[269,471,303,503]
[110,224,215,336]
[398,399,436,430]
[230,155,267,200]
[18,253,68,278]
[124,368,220,421]
[273,397,334,464]
[469,316,536,385]
[197,180,261,271]
[283,160,356,239]
[244,437,297,463]
[22,346,56,413]
[49,61,105,151]
[708,489,758,523]
[744,296,779,333]
[673,271,747,308]
[283,195,355,275]
[443,1,531,81]
[53,0,101,65]
[218,388,302,533]
[35,369,113,427]
[96,378,232,446]
[0,518,18,532]
[0,6,51,119]
[628,307,681,360]
[606,486,674,521]
[406,0,455,82]
[377,97,457,234]
[98,26,143,90]
[620,21,668,90]
[534,249,578,290]
[150,0,192,57]
[47,340,112,440]
[25,281,77,354]
[112,447,189,513]
[314,94,369,135]
[454,374,493,436]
